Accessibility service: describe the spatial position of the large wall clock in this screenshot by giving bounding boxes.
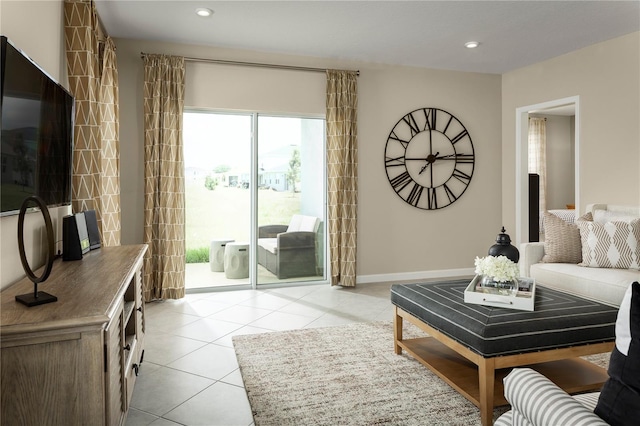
[384,108,475,210]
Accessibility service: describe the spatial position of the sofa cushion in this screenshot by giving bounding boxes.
[595,281,640,426]
[541,211,583,264]
[529,263,639,307]
[259,238,278,254]
[578,219,640,269]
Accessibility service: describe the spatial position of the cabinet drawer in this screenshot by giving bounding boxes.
[124,345,142,406]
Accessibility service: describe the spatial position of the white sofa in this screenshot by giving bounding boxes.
[519,204,640,307]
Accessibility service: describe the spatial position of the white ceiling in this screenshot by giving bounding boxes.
[95,1,640,74]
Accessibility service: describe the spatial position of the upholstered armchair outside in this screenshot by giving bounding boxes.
[257,215,319,279]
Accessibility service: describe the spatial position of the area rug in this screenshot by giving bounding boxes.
[232,321,610,426]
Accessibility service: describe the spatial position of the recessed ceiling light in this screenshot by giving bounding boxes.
[465,41,480,49]
[195,8,214,17]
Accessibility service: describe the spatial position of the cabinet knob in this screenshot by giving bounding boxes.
[123,344,131,351]
[132,363,139,376]
[137,307,142,312]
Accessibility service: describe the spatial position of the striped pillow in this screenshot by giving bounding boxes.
[578,219,640,269]
[503,368,608,426]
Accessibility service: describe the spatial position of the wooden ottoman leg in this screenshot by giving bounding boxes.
[394,307,403,355]
[478,357,496,426]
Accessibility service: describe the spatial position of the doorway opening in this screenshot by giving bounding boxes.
[515,96,580,247]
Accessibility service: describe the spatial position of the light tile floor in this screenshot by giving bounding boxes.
[125,281,397,426]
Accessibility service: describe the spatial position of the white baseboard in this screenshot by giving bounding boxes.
[356,268,475,284]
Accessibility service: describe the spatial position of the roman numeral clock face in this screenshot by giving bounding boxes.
[385,108,475,210]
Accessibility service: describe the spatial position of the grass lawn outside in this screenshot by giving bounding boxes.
[185,181,301,257]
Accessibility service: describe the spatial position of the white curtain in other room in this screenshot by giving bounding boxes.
[528,117,547,212]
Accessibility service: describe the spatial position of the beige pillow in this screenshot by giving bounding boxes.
[541,211,584,264]
[578,218,640,269]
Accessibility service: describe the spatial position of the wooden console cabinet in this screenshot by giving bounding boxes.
[1,244,147,426]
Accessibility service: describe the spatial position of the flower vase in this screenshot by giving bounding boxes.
[480,275,518,296]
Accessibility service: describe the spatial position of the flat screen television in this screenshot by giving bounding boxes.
[1,35,74,217]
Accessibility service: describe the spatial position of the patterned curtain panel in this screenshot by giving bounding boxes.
[64,0,121,246]
[326,70,358,287]
[65,0,100,213]
[142,54,186,301]
[98,37,121,246]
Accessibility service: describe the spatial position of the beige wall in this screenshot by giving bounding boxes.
[546,115,575,210]
[357,66,502,279]
[0,0,71,289]
[116,39,503,281]
[502,32,640,241]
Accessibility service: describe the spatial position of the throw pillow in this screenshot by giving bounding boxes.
[541,212,592,264]
[578,219,640,269]
[595,281,640,426]
[541,211,582,264]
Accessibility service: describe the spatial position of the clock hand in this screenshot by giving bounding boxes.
[430,159,434,187]
[434,154,457,160]
[429,129,433,157]
[418,152,439,174]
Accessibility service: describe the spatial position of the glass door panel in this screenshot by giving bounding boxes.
[184,111,252,290]
[256,116,326,285]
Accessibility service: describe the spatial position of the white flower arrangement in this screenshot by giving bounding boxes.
[474,255,519,283]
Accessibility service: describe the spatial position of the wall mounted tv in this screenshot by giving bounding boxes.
[1,35,74,217]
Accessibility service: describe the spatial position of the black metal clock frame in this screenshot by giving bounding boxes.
[384,108,475,210]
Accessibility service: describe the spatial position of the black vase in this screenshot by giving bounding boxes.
[488,226,520,263]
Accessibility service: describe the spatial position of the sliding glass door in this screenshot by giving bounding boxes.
[183,112,252,290]
[256,116,326,285]
[183,110,327,290]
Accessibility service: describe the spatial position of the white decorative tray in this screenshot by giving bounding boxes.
[464,275,536,311]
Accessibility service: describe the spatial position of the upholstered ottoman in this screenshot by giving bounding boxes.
[390,279,618,425]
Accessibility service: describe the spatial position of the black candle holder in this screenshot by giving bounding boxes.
[15,196,57,307]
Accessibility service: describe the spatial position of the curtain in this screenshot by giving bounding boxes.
[64,0,121,245]
[142,54,186,301]
[98,38,121,246]
[528,117,547,212]
[326,70,358,287]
